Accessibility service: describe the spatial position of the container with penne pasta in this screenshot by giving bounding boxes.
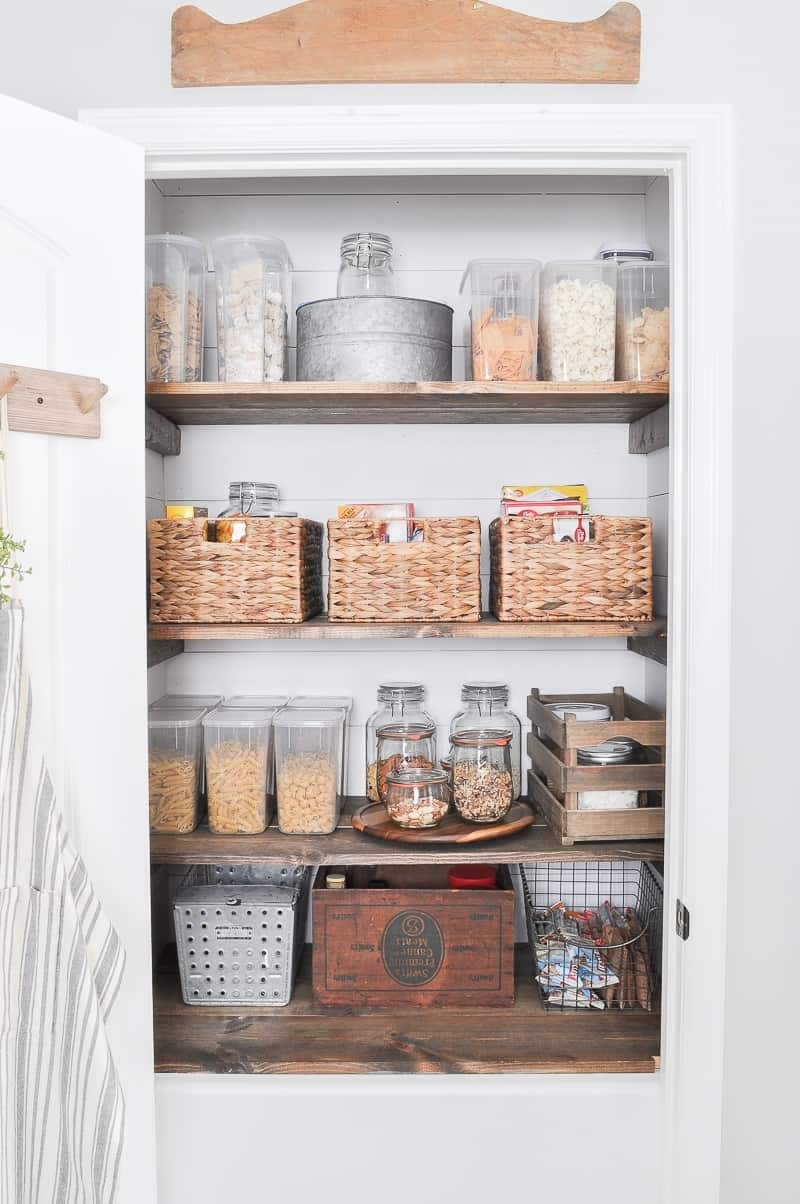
[148,708,205,834]
[202,708,275,834]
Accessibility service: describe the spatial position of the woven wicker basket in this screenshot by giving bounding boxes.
[148,517,324,623]
[327,517,481,622]
[489,515,653,622]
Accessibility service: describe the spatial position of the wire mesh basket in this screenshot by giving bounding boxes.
[174,864,311,1007]
[519,860,662,1011]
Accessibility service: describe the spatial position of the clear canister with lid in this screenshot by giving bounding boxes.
[576,738,641,811]
[385,768,450,830]
[146,235,206,383]
[451,728,514,824]
[202,708,275,834]
[213,235,291,383]
[375,722,436,804]
[273,708,344,835]
[148,708,205,833]
[450,682,522,799]
[460,259,541,382]
[366,683,433,802]
[337,232,395,297]
[617,261,669,382]
[540,260,617,382]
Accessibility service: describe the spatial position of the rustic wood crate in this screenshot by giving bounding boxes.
[489,514,653,622]
[527,687,666,846]
[148,516,323,623]
[312,864,514,1007]
[327,517,481,622]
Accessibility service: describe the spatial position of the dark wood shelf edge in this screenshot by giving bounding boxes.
[629,403,669,454]
[628,634,668,665]
[147,637,184,668]
[154,945,660,1075]
[145,405,181,456]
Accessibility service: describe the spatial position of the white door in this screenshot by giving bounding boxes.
[0,94,155,1203]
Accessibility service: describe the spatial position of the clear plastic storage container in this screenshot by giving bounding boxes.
[285,695,352,797]
[145,235,206,383]
[460,260,541,381]
[223,694,289,710]
[617,261,669,382]
[385,768,450,830]
[150,694,222,712]
[375,722,436,804]
[540,260,617,382]
[202,708,274,834]
[451,728,514,824]
[273,708,344,834]
[337,232,395,297]
[148,708,204,833]
[365,683,432,802]
[450,682,523,799]
[212,235,291,382]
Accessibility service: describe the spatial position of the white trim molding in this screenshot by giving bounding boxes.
[82,102,734,1204]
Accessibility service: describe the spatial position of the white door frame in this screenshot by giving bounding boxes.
[83,102,734,1204]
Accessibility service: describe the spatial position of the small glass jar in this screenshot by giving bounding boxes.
[212,235,291,383]
[215,481,280,543]
[460,259,541,382]
[617,261,669,382]
[385,768,450,829]
[450,682,522,799]
[366,683,432,802]
[375,722,436,804]
[576,738,641,811]
[540,260,617,382]
[451,728,513,824]
[145,235,206,383]
[337,232,395,297]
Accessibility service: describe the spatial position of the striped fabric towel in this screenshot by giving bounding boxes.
[0,604,125,1204]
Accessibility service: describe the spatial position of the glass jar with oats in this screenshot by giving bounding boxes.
[145,235,206,383]
[148,708,204,833]
[451,728,513,824]
[202,708,275,834]
[617,261,670,382]
[365,683,432,802]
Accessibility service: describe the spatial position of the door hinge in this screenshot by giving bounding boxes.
[676,899,690,940]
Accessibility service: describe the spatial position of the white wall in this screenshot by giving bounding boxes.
[4,3,799,1202]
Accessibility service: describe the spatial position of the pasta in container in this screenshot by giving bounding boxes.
[148,708,205,834]
[202,708,275,834]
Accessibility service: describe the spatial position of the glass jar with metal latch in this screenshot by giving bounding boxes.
[365,683,433,802]
[337,232,395,297]
[216,481,282,543]
[375,722,436,804]
[385,768,450,829]
[450,728,514,823]
[450,682,522,799]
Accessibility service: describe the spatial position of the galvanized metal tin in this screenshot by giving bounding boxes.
[296,296,453,382]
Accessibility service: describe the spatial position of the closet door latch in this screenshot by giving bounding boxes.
[675,899,691,941]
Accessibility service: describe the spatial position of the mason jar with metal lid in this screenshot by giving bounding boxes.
[451,681,522,799]
[547,701,612,723]
[375,722,436,803]
[337,232,395,297]
[218,481,280,517]
[366,683,433,802]
[451,728,514,823]
[577,738,642,811]
[385,768,450,829]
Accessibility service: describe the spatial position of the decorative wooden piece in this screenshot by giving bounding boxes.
[146,379,668,427]
[0,362,107,439]
[312,865,515,1008]
[171,2,641,87]
[351,799,534,845]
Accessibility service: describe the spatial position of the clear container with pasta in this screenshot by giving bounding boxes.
[148,708,204,834]
[145,235,206,383]
[202,708,274,834]
[273,709,344,835]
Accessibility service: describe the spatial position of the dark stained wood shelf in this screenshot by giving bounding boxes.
[150,802,664,866]
[154,945,661,1075]
[148,614,667,644]
[146,380,669,427]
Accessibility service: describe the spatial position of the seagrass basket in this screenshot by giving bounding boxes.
[327,517,481,622]
[489,515,653,622]
[148,517,323,623]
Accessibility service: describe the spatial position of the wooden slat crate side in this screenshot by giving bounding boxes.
[527,687,666,750]
[528,733,666,793]
[528,770,665,846]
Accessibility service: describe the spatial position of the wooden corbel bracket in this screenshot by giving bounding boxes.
[0,363,108,439]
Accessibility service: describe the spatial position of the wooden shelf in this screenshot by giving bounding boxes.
[150,804,663,866]
[148,614,667,644]
[154,945,660,1075]
[146,380,668,427]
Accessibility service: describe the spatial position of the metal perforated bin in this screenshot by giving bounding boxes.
[519,860,663,1011]
[174,864,311,1006]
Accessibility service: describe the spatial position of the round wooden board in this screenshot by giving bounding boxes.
[350,800,535,844]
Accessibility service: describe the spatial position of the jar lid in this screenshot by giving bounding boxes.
[326,873,346,889]
[340,232,393,256]
[228,481,279,497]
[211,234,293,271]
[547,702,611,722]
[461,681,509,703]
[451,727,513,747]
[598,244,655,261]
[376,722,435,741]
[385,768,448,788]
[577,738,640,765]
[377,682,425,704]
[448,865,497,890]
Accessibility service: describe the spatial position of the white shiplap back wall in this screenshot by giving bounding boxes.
[158,175,663,794]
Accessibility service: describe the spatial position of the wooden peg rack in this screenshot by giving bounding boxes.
[0,363,107,439]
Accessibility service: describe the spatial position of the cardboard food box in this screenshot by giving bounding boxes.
[312,865,515,1008]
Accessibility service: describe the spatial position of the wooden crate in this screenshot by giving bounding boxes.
[527,687,666,846]
[312,864,515,1008]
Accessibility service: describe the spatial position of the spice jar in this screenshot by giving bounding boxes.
[540,260,617,382]
[213,235,291,382]
[460,260,541,381]
[145,235,206,383]
[375,722,436,804]
[337,232,395,297]
[576,738,641,811]
[617,261,669,382]
[451,728,513,823]
[385,768,450,829]
[365,683,433,802]
[450,682,522,799]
